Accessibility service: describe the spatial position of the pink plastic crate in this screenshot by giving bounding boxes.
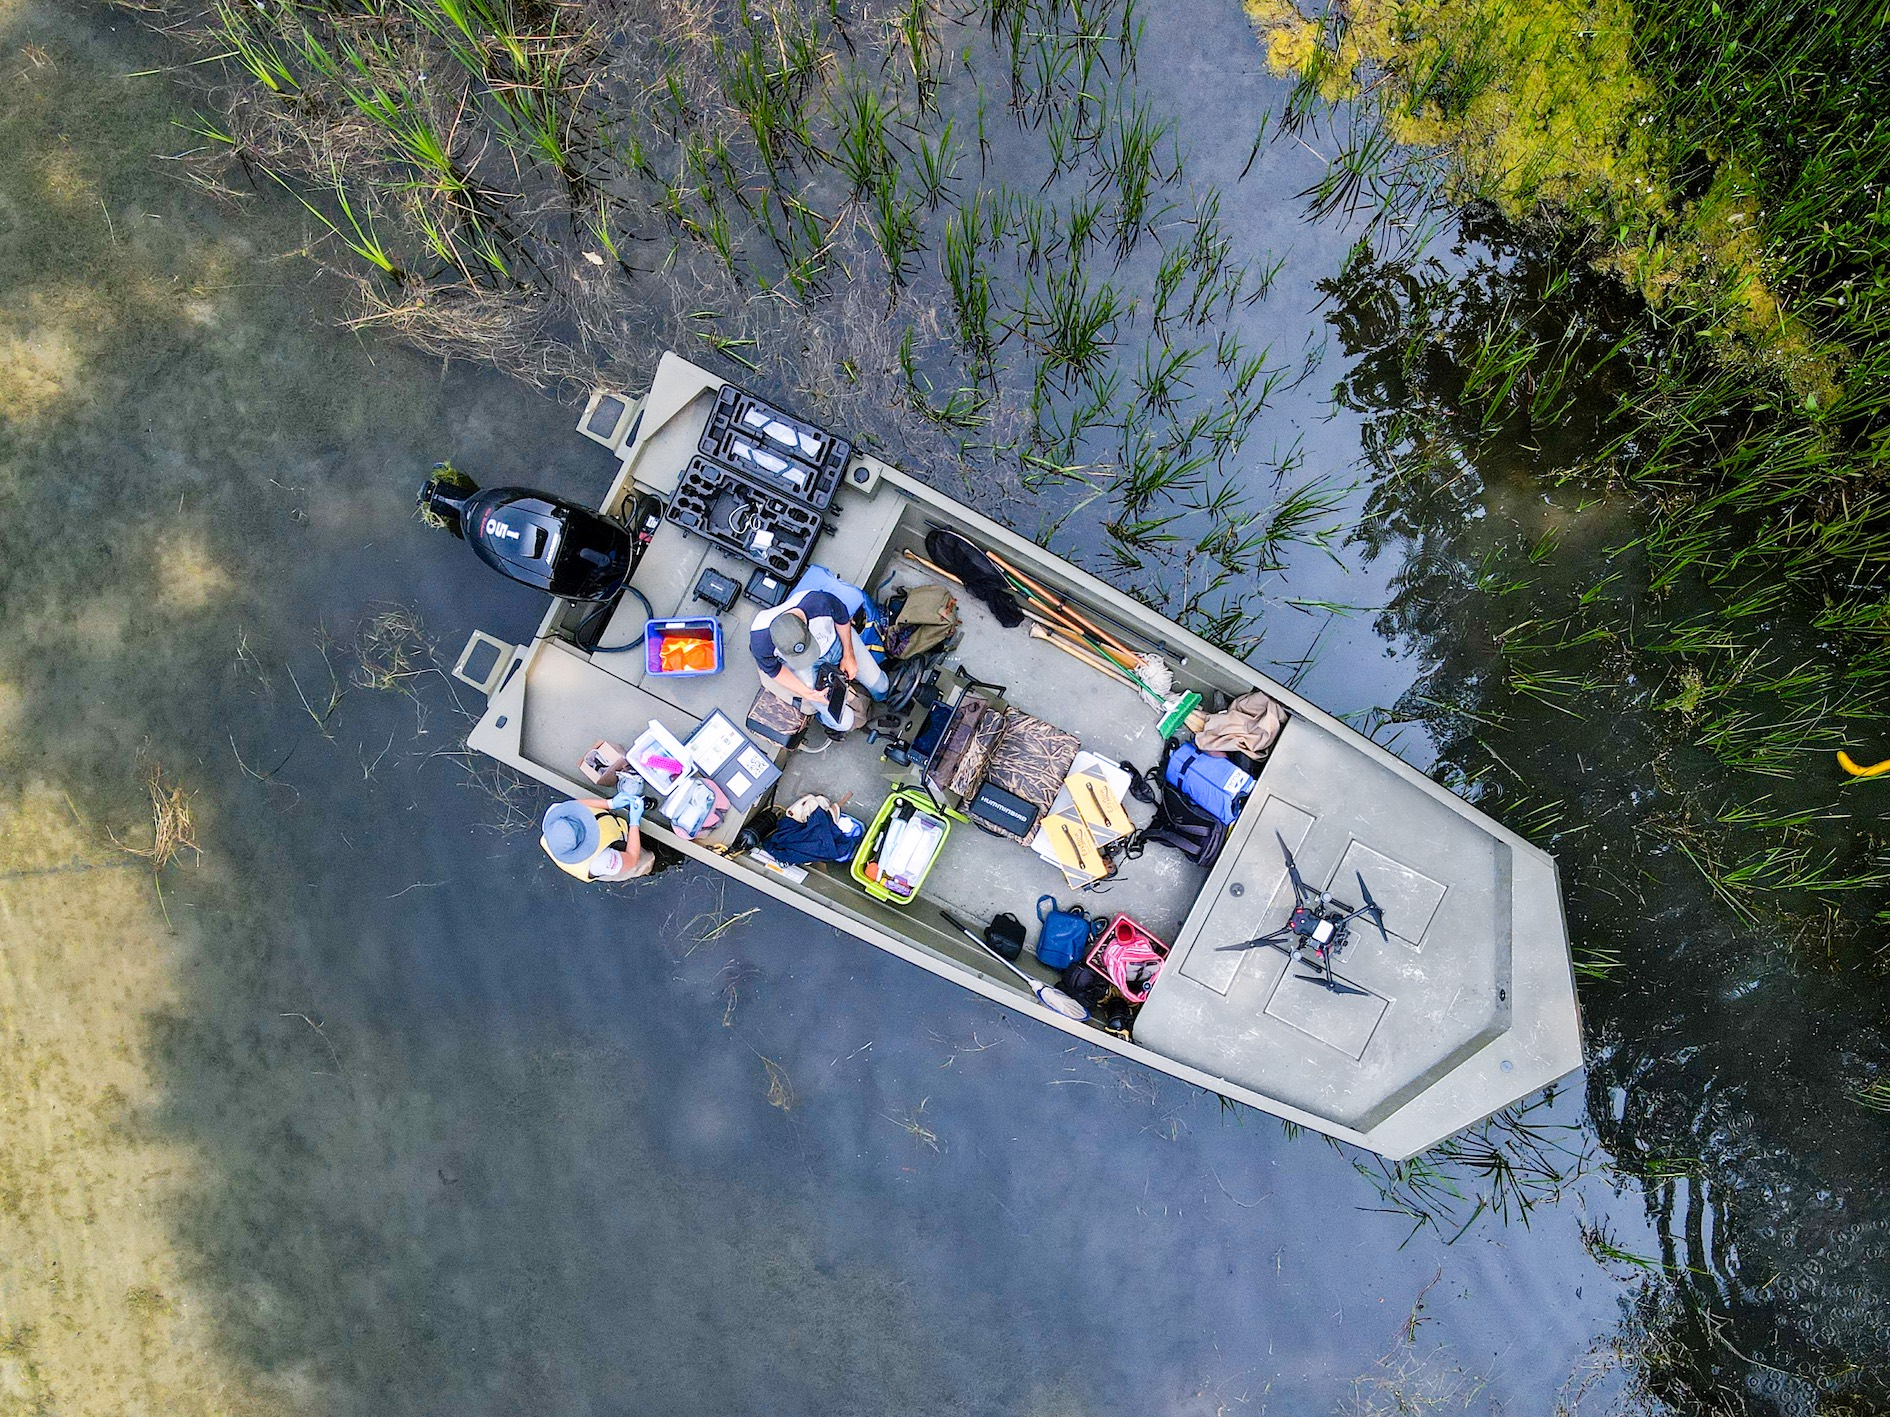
[1086,915,1171,1004]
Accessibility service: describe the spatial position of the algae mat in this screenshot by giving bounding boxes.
[0,786,306,1416]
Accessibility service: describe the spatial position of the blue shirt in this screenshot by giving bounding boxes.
[750,588,851,678]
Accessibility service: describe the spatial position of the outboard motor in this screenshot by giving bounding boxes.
[419,463,650,603]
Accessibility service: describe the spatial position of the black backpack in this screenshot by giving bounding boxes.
[1120,745,1231,868]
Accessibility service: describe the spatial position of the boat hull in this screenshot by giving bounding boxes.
[454,356,1584,1159]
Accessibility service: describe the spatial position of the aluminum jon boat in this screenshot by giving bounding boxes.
[449,353,1583,1159]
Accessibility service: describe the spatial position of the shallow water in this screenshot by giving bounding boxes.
[3,1,1888,1414]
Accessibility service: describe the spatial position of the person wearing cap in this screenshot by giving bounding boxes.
[540,779,653,882]
[749,570,887,738]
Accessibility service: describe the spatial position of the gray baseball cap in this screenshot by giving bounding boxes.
[768,609,821,678]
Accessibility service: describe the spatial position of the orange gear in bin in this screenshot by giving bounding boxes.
[658,635,718,673]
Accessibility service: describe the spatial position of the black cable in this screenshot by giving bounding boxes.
[588,585,654,654]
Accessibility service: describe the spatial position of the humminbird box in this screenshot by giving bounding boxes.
[967,780,1039,840]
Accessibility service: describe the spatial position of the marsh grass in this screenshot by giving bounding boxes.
[1293,0,1890,867]
[110,765,202,872]
[884,1097,941,1151]
[352,606,434,694]
[1356,1094,1588,1246]
[759,1052,794,1109]
[1849,1079,1890,1114]
[163,0,1357,722]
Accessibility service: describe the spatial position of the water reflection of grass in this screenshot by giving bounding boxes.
[1324,204,1890,1407]
[1263,0,1890,814]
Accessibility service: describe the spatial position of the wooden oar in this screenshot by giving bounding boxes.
[1028,626,1205,731]
[901,548,964,584]
[1030,608,1144,679]
[1028,623,1141,690]
[909,546,1144,672]
[1018,605,1131,664]
[1025,614,1168,702]
[986,550,1141,661]
[910,549,1146,683]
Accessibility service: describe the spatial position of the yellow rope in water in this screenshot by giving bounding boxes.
[1837,751,1890,778]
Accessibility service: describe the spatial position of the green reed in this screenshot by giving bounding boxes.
[1850,1079,1890,1113]
[1096,96,1171,256]
[1132,341,1200,417]
[911,119,959,210]
[1117,435,1210,514]
[894,0,939,111]
[868,172,921,288]
[216,1,297,93]
[940,196,996,362]
[1030,265,1122,386]
[279,167,404,278]
[832,76,895,198]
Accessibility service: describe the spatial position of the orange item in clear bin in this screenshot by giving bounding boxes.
[659,636,717,673]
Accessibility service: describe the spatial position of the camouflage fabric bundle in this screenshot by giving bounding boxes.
[889,583,959,659]
[980,713,1081,843]
[933,690,1004,797]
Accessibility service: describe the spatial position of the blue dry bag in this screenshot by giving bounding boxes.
[1036,896,1101,972]
[1163,741,1255,825]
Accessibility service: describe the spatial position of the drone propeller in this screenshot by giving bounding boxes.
[1217,926,1294,953]
[1277,832,1308,902]
[1354,872,1387,941]
[1295,969,1370,996]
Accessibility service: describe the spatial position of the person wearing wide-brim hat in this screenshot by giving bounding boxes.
[540,783,653,882]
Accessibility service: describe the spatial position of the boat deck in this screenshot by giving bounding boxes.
[772,556,1207,949]
[533,451,1208,944]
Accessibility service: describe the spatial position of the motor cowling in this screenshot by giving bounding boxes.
[420,464,634,603]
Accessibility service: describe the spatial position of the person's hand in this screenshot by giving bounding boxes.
[608,781,646,824]
[839,650,858,680]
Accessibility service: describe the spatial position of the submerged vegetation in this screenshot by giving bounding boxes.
[141,0,1343,651]
[1247,0,1890,1405]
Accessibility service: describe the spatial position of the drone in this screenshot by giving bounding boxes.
[1217,834,1388,990]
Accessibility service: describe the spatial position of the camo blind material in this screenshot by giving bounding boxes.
[980,713,1080,843]
[934,690,1005,797]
